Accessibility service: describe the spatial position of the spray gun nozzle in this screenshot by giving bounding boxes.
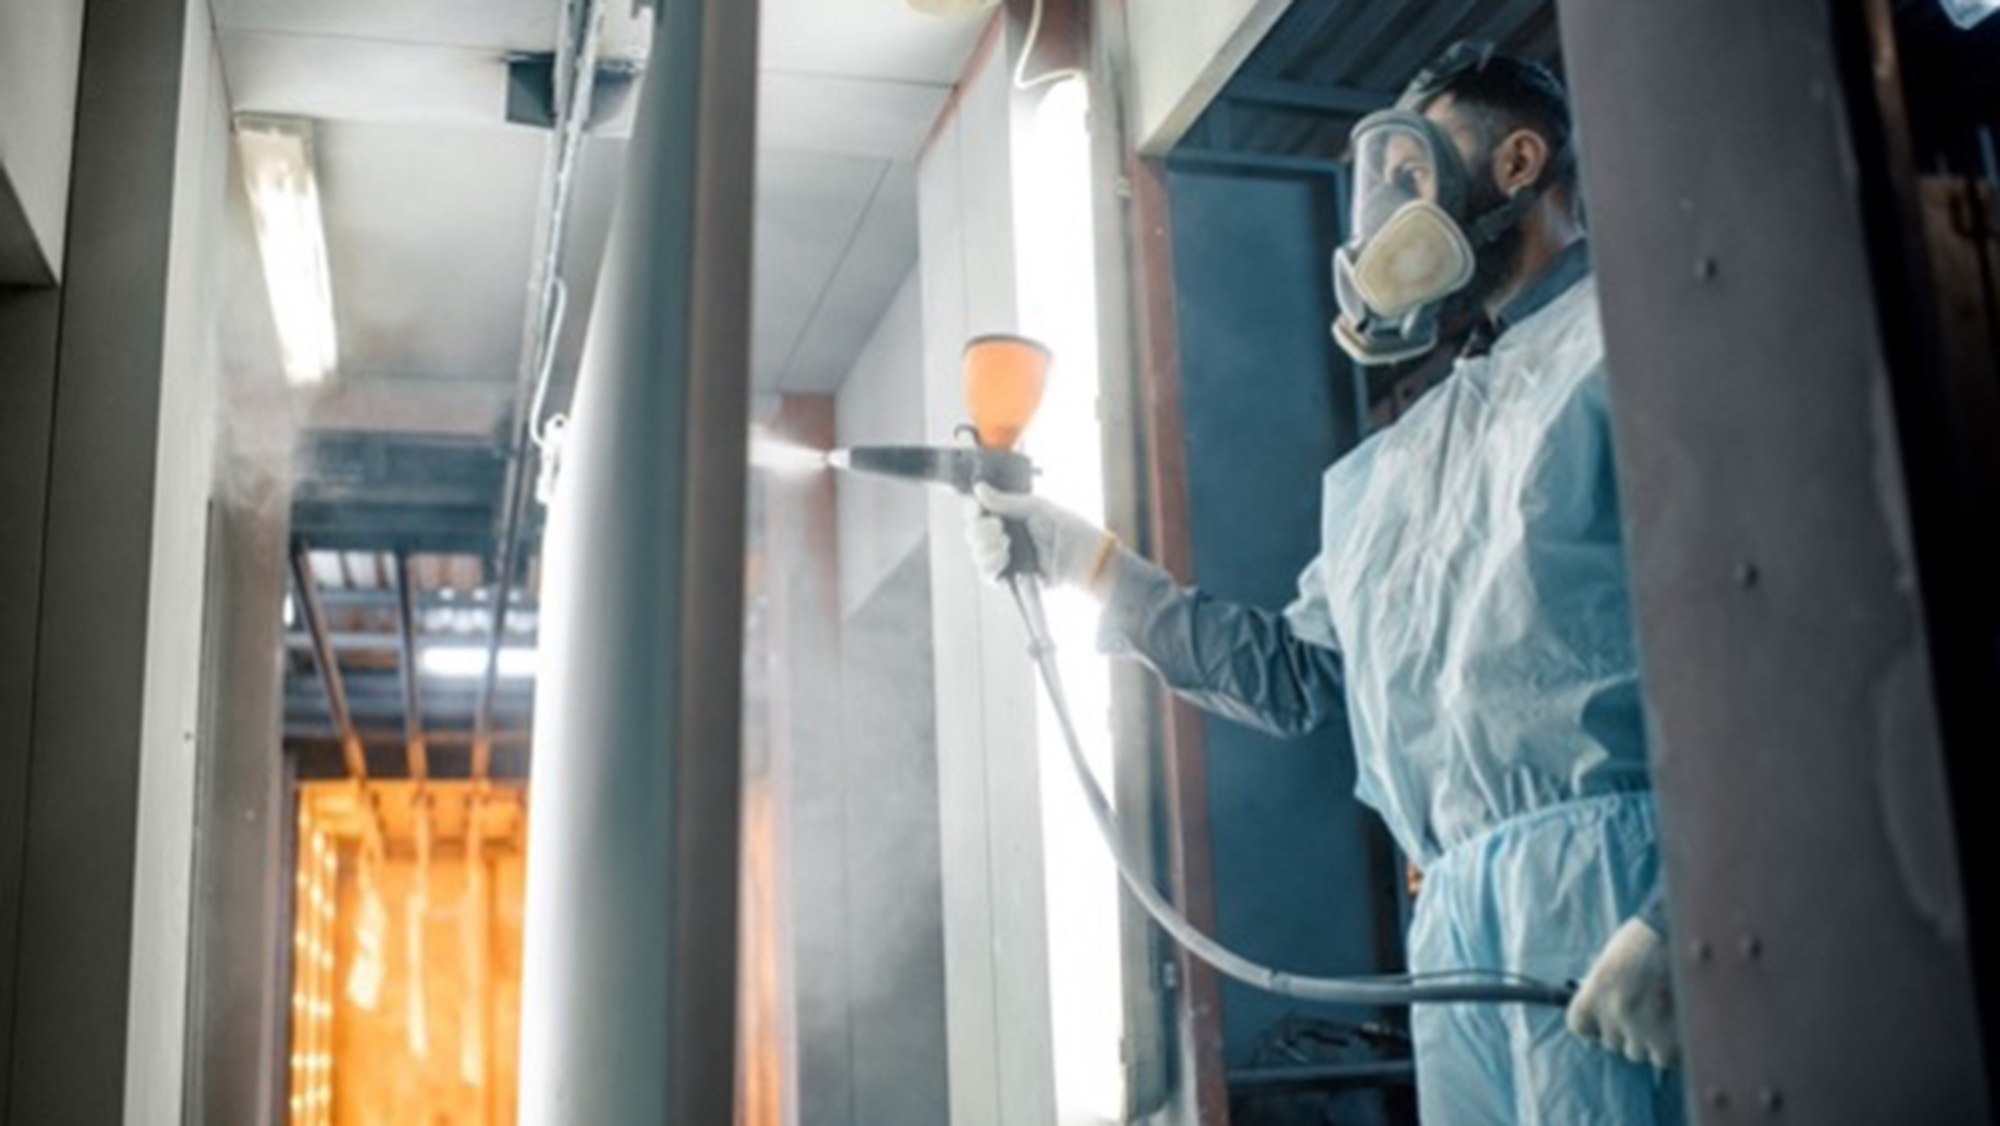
[823,444,1035,497]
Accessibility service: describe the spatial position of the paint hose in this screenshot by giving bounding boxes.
[1007,575,1576,1009]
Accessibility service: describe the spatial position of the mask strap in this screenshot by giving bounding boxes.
[1464,185,1540,247]
[1462,138,1569,248]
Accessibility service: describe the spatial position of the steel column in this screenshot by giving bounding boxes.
[515,0,757,1120]
[1557,0,1992,1119]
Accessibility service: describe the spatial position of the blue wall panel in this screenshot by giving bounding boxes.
[1165,165,1400,1077]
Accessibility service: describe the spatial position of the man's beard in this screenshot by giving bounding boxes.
[1464,222,1524,312]
[1458,163,1527,315]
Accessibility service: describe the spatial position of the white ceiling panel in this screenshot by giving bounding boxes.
[751,151,893,391]
[318,121,546,383]
[212,0,557,52]
[232,0,993,447]
[774,161,918,393]
[212,0,653,58]
[758,72,949,162]
[221,31,513,127]
[761,0,990,84]
[222,43,947,158]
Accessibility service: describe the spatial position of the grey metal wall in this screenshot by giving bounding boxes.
[0,0,230,1116]
[181,489,291,1125]
[0,280,61,1126]
[809,263,953,1125]
[836,548,951,1125]
[911,25,1062,1124]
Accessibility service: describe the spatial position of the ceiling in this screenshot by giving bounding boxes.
[224,0,990,752]
[215,0,984,419]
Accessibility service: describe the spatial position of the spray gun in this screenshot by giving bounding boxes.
[825,334,1573,1010]
[826,445,1042,576]
[829,334,1050,581]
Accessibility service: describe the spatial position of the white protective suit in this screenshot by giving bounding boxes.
[1100,243,1684,1123]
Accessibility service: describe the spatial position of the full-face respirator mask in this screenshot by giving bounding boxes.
[1331,42,1568,366]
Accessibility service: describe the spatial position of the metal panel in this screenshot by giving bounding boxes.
[1223,77,1386,116]
[1246,0,1362,79]
[515,0,757,1119]
[764,397,855,1126]
[182,499,290,1125]
[1088,0,1175,1113]
[1348,0,1482,90]
[912,33,1060,1124]
[1556,0,1992,1119]
[1204,0,1565,167]
[1457,0,1547,59]
[291,541,368,780]
[838,551,951,1126]
[1298,0,1415,86]
[0,286,62,1123]
[2,0,198,1117]
[392,549,429,781]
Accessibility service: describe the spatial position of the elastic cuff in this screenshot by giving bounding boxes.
[1095,549,1176,653]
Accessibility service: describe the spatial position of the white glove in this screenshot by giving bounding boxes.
[1566,918,1680,1069]
[964,483,1116,591]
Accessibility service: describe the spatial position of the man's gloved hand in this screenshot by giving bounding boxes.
[964,483,1117,591]
[1566,917,1680,1069]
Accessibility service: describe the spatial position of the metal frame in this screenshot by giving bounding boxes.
[1228,1061,1415,1091]
[393,548,429,783]
[1125,151,1234,1126]
[1166,148,1349,180]
[290,740,530,784]
[290,539,367,782]
[1223,78,1387,117]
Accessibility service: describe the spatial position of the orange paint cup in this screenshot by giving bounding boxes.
[963,334,1052,452]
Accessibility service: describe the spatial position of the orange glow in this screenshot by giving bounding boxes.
[738,780,782,1126]
[289,782,527,1126]
[963,333,1052,451]
[288,810,338,1126]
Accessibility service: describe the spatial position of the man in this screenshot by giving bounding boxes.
[968,44,1682,1124]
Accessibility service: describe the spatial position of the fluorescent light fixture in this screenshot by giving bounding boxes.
[236,117,339,386]
[420,646,539,679]
[1013,75,1127,1125]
